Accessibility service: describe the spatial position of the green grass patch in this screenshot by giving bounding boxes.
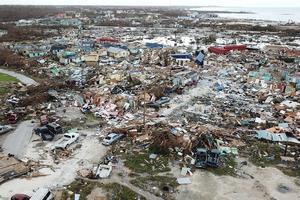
[0,87,10,95]
[278,167,300,177]
[248,142,282,166]
[85,112,100,121]
[206,155,237,176]
[62,180,147,200]
[103,183,147,200]
[111,143,171,174]
[124,152,170,174]
[0,73,18,83]
[62,179,98,200]
[130,175,178,198]
[241,140,300,177]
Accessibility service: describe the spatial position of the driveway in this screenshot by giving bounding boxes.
[0,68,39,86]
[2,120,37,158]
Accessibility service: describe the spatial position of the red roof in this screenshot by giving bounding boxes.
[208,45,246,55]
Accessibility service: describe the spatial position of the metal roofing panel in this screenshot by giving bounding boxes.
[256,130,272,140]
[271,133,288,142]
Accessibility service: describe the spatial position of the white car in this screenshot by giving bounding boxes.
[95,164,112,178]
[30,187,53,200]
[102,133,124,146]
[0,125,13,135]
[54,132,79,149]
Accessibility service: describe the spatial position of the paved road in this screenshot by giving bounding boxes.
[2,120,37,158]
[0,68,39,86]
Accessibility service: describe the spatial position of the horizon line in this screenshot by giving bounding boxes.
[0,4,299,8]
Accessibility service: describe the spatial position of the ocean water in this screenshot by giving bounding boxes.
[193,7,300,23]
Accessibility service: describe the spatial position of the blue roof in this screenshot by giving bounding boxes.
[145,42,164,49]
[196,52,205,64]
[272,133,288,142]
[171,54,192,59]
[103,44,128,50]
[278,123,289,129]
[256,130,272,140]
[108,46,127,53]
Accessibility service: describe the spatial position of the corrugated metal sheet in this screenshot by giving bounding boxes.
[256,130,272,140]
[256,130,300,144]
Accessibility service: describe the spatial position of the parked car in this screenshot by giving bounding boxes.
[34,127,55,141]
[0,125,13,135]
[6,96,20,105]
[46,122,62,134]
[30,188,53,200]
[95,164,112,178]
[195,148,208,168]
[102,133,124,146]
[54,132,79,149]
[7,112,18,124]
[11,194,30,200]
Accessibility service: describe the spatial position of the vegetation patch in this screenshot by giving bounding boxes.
[103,183,147,200]
[0,86,10,95]
[130,175,178,198]
[111,143,171,174]
[278,167,300,177]
[206,155,237,176]
[62,179,98,200]
[62,179,147,200]
[0,73,18,83]
[123,151,170,174]
[241,140,300,177]
[247,141,282,166]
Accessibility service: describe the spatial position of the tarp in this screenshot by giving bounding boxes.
[196,52,205,64]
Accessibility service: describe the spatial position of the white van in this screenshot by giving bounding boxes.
[30,188,53,200]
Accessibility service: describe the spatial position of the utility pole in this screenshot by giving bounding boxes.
[142,64,147,131]
[143,85,146,129]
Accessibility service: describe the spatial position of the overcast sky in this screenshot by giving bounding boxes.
[1,0,300,7]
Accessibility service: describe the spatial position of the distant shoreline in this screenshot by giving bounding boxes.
[196,10,254,14]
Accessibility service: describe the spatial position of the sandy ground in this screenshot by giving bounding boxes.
[0,127,107,199]
[175,161,300,200]
[2,120,38,157]
[0,68,39,86]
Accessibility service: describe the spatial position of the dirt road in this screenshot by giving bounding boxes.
[175,161,300,200]
[0,68,39,86]
[2,120,37,158]
[0,129,107,198]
